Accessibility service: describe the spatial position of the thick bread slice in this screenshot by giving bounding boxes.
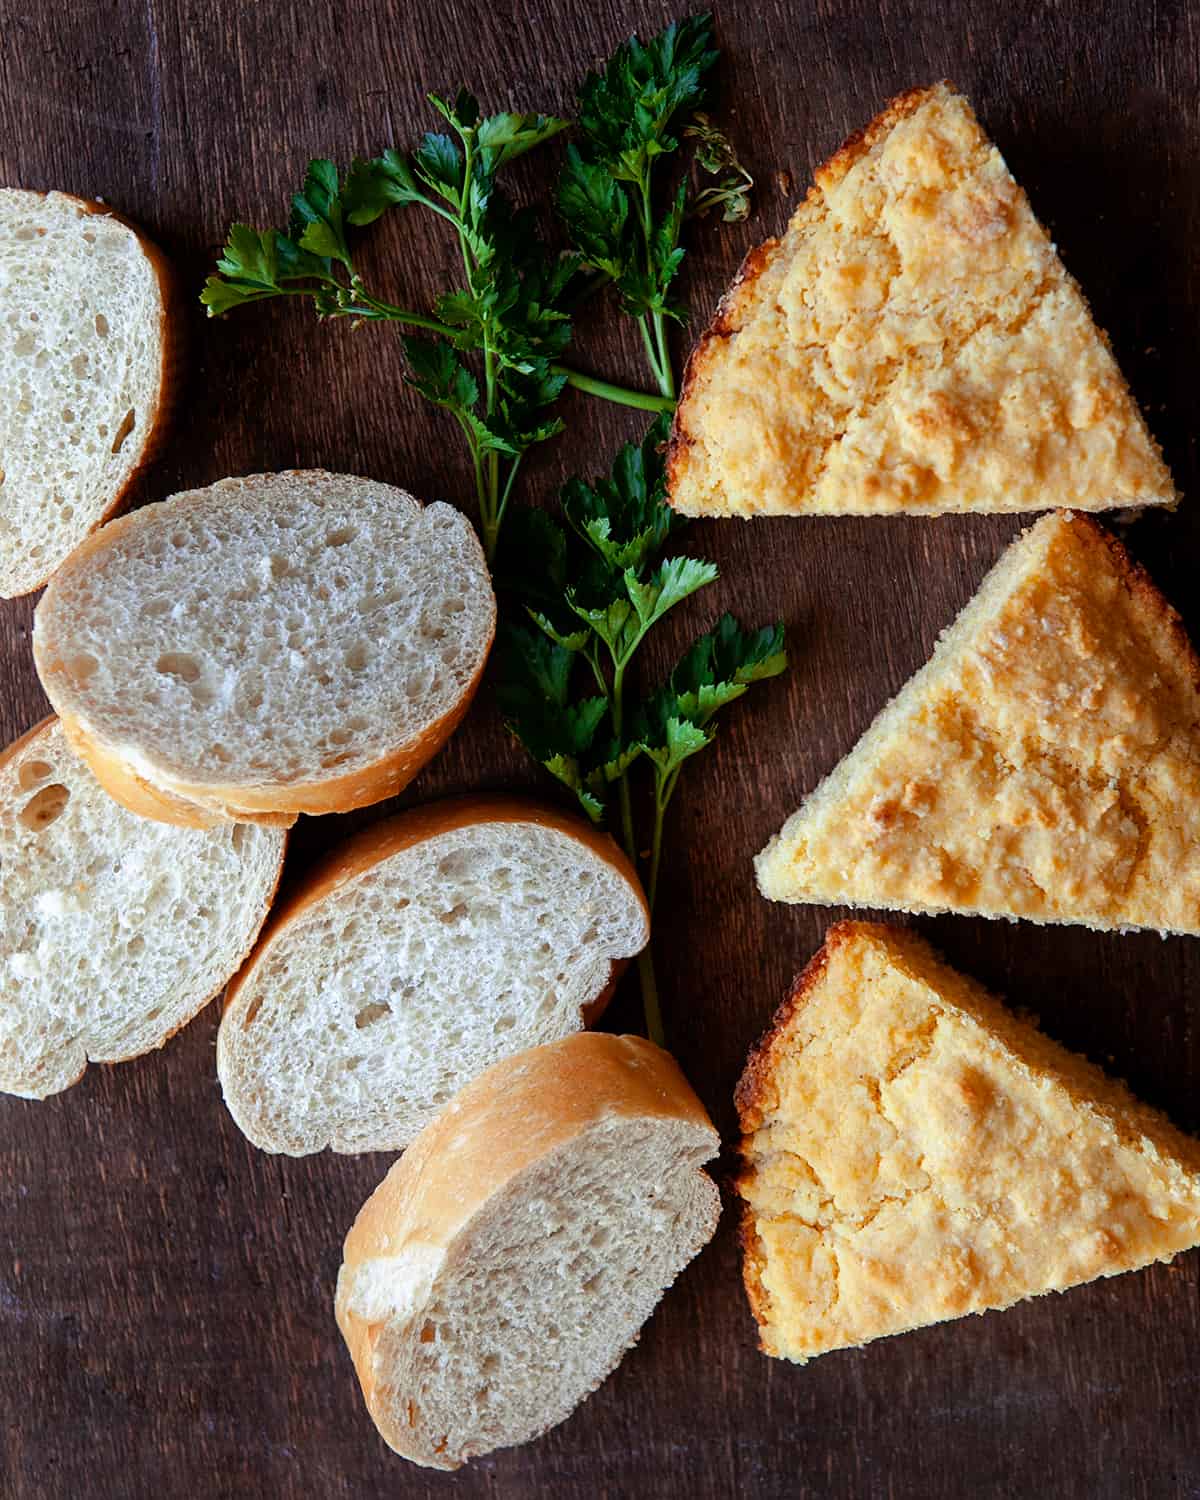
[32,471,495,827]
[669,83,1174,518]
[218,797,650,1153]
[0,188,177,597]
[0,716,285,1099]
[335,1032,720,1469]
[735,922,1200,1362]
[757,512,1200,933]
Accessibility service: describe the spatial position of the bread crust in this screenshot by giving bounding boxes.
[732,927,843,1348]
[334,1032,717,1467]
[0,714,288,1092]
[223,794,649,1027]
[33,472,495,826]
[3,189,180,597]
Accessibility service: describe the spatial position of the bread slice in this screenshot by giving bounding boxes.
[335,1032,719,1468]
[736,921,1200,1362]
[31,471,495,828]
[218,797,650,1153]
[668,83,1174,518]
[0,716,285,1098]
[757,512,1200,933]
[0,188,177,597]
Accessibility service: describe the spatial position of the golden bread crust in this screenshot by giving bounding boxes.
[756,512,1200,933]
[735,921,1200,1362]
[669,83,1175,517]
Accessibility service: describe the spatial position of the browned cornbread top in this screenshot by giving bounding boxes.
[736,923,1200,1363]
[756,512,1200,934]
[669,83,1174,517]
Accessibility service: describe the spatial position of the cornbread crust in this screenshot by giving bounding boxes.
[668,82,1176,517]
[756,512,1200,933]
[735,922,1200,1362]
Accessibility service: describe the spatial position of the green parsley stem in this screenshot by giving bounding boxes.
[343,292,456,335]
[554,365,674,414]
[492,455,522,546]
[650,309,676,400]
[610,657,667,1049]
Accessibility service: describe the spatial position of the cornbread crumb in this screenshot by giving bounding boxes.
[669,83,1175,517]
[735,922,1200,1362]
[756,511,1200,934]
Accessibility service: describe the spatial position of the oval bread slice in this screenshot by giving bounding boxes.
[0,716,286,1099]
[0,188,177,598]
[217,796,651,1153]
[335,1032,720,1469]
[31,470,496,827]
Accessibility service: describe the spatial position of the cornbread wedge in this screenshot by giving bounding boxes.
[669,83,1175,518]
[736,922,1200,1363]
[757,512,1200,933]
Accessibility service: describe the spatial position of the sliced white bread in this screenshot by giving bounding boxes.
[218,797,650,1153]
[0,716,285,1099]
[335,1032,720,1469]
[31,471,496,828]
[0,188,177,597]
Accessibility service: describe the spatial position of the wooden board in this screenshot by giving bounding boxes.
[2,1,1199,1495]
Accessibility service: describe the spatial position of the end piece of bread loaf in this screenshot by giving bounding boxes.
[736,922,1200,1362]
[0,716,285,1098]
[756,511,1200,933]
[218,797,650,1153]
[335,1032,720,1469]
[0,188,177,597]
[668,83,1175,518]
[31,470,495,827]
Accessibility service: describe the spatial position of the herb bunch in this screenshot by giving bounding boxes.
[202,93,666,561]
[202,13,748,560]
[559,14,752,400]
[203,14,783,1046]
[497,416,786,1045]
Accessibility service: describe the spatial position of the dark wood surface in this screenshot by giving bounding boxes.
[2,1,1199,1495]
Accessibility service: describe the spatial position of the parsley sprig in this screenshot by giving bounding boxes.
[497,415,786,1045]
[559,13,752,399]
[202,94,669,561]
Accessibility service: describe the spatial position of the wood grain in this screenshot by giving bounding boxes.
[2,1,1199,1496]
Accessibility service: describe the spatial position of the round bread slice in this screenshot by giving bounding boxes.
[0,187,177,598]
[217,797,651,1153]
[335,1032,720,1469]
[0,716,286,1099]
[31,471,496,827]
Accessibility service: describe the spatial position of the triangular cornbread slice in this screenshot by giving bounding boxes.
[668,83,1174,518]
[736,922,1200,1362]
[757,511,1200,933]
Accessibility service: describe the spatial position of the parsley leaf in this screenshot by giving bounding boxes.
[288,158,352,269]
[558,13,748,399]
[497,416,790,1011]
[685,114,754,221]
